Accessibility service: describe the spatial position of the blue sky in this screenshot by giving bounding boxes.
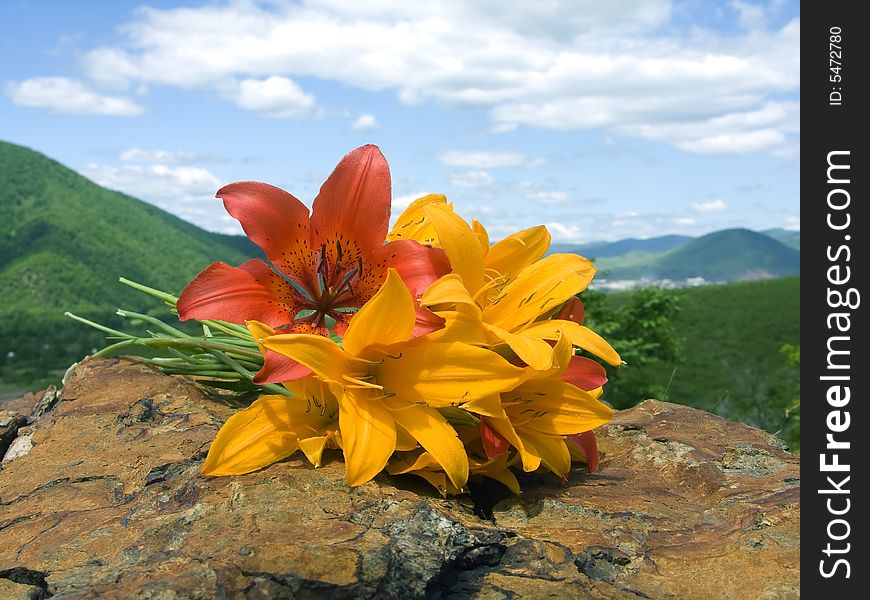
[0,0,799,243]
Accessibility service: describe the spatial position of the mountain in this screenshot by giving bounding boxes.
[548,234,692,258]
[0,140,259,312]
[762,228,800,251]
[0,140,260,389]
[599,229,800,281]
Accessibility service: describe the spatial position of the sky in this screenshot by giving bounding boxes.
[0,0,800,243]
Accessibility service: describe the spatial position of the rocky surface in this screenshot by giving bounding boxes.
[0,358,799,599]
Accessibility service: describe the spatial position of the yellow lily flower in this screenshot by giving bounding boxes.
[463,336,613,478]
[260,268,530,489]
[201,376,340,475]
[417,203,620,370]
[388,449,521,497]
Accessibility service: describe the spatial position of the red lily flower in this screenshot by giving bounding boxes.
[177,145,448,381]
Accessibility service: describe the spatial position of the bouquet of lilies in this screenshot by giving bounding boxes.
[68,145,621,496]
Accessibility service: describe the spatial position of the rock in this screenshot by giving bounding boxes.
[0,358,799,599]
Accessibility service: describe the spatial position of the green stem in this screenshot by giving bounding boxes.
[65,312,133,339]
[119,278,179,306]
[117,310,190,338]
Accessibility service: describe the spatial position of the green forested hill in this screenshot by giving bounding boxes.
[590,276,800,448]
[0,140,258,390]
[600,228,800,281]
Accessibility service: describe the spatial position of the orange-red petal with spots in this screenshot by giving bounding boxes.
[384,240,451,301]
[217,182,317,296]
[560,356,607,391]
[309,146,391,289]
[177,259,302,327]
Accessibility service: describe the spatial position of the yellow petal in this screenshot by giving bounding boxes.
[485,225,551,281]
[262,334,355,383]
[414,470,451,497]
[245,319,276,357]
[460,393,503,418]
[505,380,613,435]
[481,467,521,495]
[486,413,541,472]
[424,203,485,295]
[202,395,301,476]
[386,194,450,246]
[471,218,490,256]
[395,423,420,451]
[387,450,441,474]
[520,430,571,477]
[377,341,529,407]
[420,273,481,313]
[484,323,555,370]
[421,307,490,344]
[388,402,469,489]
[340,389,397,486]
[299,435,328,467]
[522,320,622,366]
[343,268,415,357]
[482,254,595,331]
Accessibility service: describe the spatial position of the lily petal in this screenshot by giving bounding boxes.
[343,268,416,357]
[299,436,329,467]
[217,182,316,296]
[471,218,490,255]
[485,323,555,370]
[387,194,450,245]
[262,333,355,383]
[378,342,528,407]
[178,260,302,327]
[560,356,607,391]
[485,225,551,281]
[340,389,397,486]
[555,296,585,325]
[389,402,469,489]
[246,320,314,384]
[201,395,301,475]
[483,254,595,331]
[487,414,540,472]
[310,145,391,269]
[568,430,600,473]
[523,320,622,366]
[424,203,485,295]
[480,417,510,459]
[422,306,489,344]
[384,240,451,302]
[420,273,481,313]
[506,379,612,436]
[521,430,571,476]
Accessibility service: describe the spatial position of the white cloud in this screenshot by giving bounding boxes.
[674,217,696,226]
[451,170,493,187]
[5,77,143,116]
[546,222,585,243]
[74,0,799,155]
[78,162,239,233]
[391,191,428,212]
[352,113,381,131]
[528,190,570,205]
[231,76,316,118]
[692,199,728,213]
[439,151,527,169]
[784,215,800,231]
[120,148,199,163]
